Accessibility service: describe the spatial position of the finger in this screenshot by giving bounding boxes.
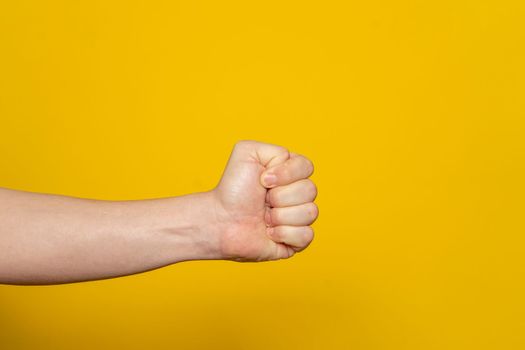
[261,153,314,188]
[232,140,290,168]
[270,241,297,260]
[267,179,318,207]
[267,226,314,252]
[217,141,290,194]
[268,202,319,226]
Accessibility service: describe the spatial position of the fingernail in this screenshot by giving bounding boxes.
[263,173,277,187]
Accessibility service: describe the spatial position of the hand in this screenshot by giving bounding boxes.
[0,140,317,284]
[210,140,318,262]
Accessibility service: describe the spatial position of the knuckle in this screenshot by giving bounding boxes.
[306,179,318,200]
[302,227,314,246]
[283,148,291,160]
[273,144,289,156]
[304,157,314,176]
[277,145,289,156]
[308,202,319,221]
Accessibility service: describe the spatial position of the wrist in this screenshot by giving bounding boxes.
[160,190,225,262]
[111,191,225,267]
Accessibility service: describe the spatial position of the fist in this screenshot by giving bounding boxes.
[210,140,318,262]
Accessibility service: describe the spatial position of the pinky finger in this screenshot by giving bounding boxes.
[266,225,315,252]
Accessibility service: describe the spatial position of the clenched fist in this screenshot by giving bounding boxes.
[0,140,318,285]
[210,140,318,262]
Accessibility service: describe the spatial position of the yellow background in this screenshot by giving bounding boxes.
[1,1,524,349]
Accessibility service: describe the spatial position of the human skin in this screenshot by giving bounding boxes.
[0,141,318,285]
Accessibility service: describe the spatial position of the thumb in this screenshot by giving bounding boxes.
[226,140,291,185]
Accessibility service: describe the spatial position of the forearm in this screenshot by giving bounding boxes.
[0,188,221,285]
[0,141,318,285]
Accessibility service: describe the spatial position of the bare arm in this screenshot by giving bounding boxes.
[0,188,221,284]
[0,141,318,285]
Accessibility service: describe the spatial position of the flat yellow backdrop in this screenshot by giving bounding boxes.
[1,1,524,349]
